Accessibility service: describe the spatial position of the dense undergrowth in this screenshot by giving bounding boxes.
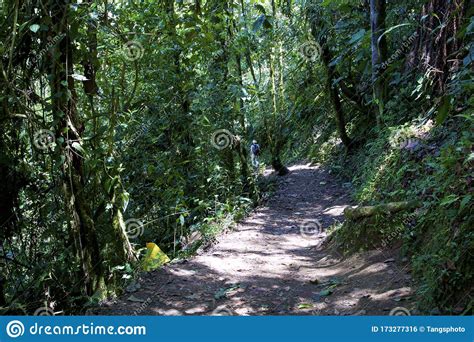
[1,0,472,316]
[304,98,473,313]
[279,10,474,311]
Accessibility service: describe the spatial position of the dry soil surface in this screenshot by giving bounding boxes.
[101,163,415,316]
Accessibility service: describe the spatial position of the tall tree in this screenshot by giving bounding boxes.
[414,0,468,94]
[309,6,352,149]
[370,0,388,126]
[49,1,104,295]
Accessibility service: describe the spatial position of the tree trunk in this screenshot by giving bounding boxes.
[272,157,290,176]
[50,3,104,295]
[265,0,290,176]
[370,0,388,126]
[81,0,98,97]
[320,45,352,149]
[268,52,289,176]
[163,0,196,195]
[235,54,254,193]
[344,201,421,220]
[410,0,467,95]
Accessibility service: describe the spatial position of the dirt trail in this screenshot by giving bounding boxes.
[102,164,415,316]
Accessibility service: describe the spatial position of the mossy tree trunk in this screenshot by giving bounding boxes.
[370,0,388,126]
[411,0,467,95]
[50,3,104,295]
[320,44,352,150]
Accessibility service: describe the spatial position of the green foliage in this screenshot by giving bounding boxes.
[292,0,474,313]
[0,0,471,316]
[320,97,473,313]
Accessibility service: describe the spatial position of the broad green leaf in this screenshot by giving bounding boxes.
[440,195,459,206]
[349,29,365,44]
[459,195,471,210]
[122,191,130,212]
[435,96,451,125]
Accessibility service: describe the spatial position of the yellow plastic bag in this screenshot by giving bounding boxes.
[142,242,170,271]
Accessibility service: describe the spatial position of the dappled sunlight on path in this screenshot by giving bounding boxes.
[101,164,414,316]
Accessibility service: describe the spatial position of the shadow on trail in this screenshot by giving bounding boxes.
[100,164,413,316]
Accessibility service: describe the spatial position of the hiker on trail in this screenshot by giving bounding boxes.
[250,140,260,169]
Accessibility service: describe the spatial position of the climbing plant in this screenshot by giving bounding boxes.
[0,0,472,314]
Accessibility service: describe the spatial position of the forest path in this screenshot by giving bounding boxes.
[102,163,414,316]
